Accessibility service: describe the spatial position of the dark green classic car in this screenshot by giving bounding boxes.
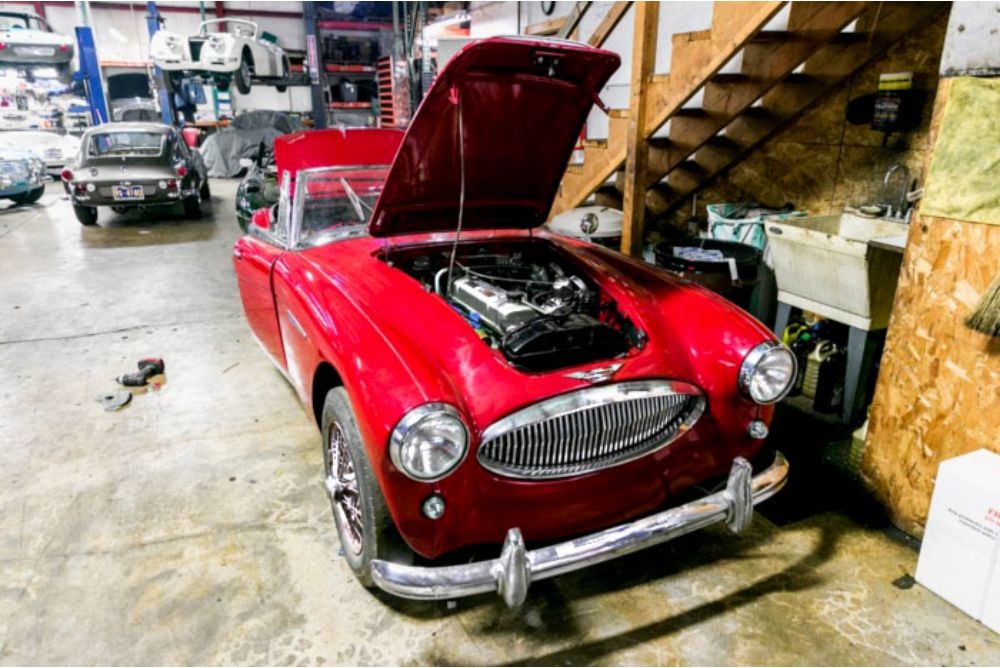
[235,146,278,231]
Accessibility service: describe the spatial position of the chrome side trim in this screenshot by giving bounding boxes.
[370,452,789,608]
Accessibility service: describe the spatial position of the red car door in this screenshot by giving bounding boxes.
[233,234,286,368]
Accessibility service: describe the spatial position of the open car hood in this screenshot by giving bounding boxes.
[369,36,619,237]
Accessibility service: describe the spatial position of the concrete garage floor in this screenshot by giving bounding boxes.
[1,180,999,666]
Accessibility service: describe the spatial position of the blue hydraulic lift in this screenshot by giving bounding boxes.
[145,1,176,126]
[74,23,108,126]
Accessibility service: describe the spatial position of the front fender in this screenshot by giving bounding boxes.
[566,240,778,437]
[272,253,457,554]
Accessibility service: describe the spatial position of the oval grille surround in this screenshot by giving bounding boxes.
[477,380,706,479]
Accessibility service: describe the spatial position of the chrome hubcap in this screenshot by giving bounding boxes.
[326,421,363,556]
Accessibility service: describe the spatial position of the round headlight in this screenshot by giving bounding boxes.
[390,403,468,482]
[739,341,796,404]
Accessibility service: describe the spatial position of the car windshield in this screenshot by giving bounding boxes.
[89,131,164,157]
[0,14,47,31]
[293,165,387,248]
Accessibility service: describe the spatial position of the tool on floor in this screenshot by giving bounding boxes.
[117,358,166,386]
[96,391,132,412]
[965,275,1000,338]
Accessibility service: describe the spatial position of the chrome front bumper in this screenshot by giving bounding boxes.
[371,452,789,608]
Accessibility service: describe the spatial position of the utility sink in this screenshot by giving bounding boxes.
[764,212,909,330]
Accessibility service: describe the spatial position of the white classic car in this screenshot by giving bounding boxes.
[150,19,289,94]
[0,11,74,81]
[0,130,80,172]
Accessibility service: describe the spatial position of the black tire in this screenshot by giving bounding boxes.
[275,56,290,92]
[321,387,412,586]
[200,177,211,201]
[73,205,97,225]
[182,193,202,219]
[234,52,252,95]
[12,186,43,206]
[56,61,72,84]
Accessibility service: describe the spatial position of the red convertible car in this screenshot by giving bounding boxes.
[233,37,793,608]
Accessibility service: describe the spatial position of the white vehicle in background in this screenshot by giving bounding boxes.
[0,11,74,82]
[0,130,79,172]
[149,19,289,95]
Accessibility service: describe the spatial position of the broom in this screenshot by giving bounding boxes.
[966,275,1000,337]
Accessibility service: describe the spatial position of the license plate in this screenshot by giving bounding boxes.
[44,148,61,159]
[14,46,55,57]
[113,185,145,200]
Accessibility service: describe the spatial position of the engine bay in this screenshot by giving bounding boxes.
[385,239,646,372]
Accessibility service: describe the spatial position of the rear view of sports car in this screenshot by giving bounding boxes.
[0,130,79,173]
[0,11,74,80]
[61,123,209,225]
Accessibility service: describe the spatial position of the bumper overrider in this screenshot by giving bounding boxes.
[370,452,789,608]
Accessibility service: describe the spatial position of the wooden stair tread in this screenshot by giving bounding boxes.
[710,72,752,84]
[673,107,710,118]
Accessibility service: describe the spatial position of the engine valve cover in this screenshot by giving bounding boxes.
[452,276,537,332]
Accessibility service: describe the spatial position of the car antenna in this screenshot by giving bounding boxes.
[444,86,465,299]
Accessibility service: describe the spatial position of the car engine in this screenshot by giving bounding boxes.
[390,240,645,372]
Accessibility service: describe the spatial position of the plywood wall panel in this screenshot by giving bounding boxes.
[861,78,1000,537]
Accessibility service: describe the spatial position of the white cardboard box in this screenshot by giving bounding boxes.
[915,449,1000,634]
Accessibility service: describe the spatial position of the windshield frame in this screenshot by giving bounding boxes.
[289,164,387,250]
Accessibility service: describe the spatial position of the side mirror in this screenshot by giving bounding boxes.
[250,207,271,230]
[239,157,254,169]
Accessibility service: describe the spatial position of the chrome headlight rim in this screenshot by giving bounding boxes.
[29,158,45,182]
[738,340,797,405]
[389,402,469,482]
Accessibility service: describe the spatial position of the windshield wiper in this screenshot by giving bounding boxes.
[340,177,372,221]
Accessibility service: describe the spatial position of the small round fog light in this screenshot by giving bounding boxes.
[85,182,96,192]
[158,180,167,189]
[421,494,445,520]
[747,420,769,440]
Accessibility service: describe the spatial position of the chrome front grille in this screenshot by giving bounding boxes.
[477,380,705,479]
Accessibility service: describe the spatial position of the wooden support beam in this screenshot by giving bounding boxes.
[619,1,659,257]
[587,1,631,47]
[556,1,591,39]
[524,16,566,36]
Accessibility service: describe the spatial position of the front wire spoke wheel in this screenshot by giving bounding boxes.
[327,421,364,556]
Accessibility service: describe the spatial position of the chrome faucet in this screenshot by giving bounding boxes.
[882,162,911,219]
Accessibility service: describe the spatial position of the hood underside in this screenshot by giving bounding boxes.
[369,36,619,238]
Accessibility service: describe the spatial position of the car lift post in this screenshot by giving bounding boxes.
[146,1,178,126]
[73,2,109,125]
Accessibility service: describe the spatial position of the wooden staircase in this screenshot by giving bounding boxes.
[550,1,947,249]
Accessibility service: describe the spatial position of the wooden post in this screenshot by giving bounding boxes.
[588,1,632,48]
[620,1,658,257]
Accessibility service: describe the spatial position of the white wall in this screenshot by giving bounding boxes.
[468,1,519,38]
[940,1,1000,75]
